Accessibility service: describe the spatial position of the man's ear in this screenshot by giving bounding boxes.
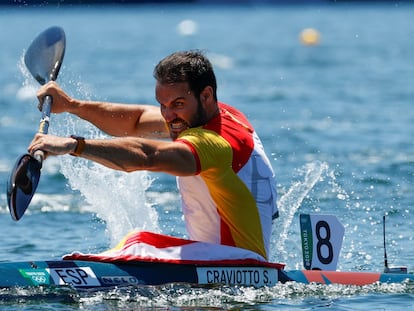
[200,86,214,104]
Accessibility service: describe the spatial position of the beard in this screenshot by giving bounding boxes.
[192,97,209,128]
[169,97,208,140]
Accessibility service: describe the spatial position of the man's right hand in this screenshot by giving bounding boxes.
[37,81,75,114]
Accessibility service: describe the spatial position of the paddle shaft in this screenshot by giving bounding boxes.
[34,95,52,163]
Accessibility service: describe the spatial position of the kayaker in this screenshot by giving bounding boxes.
[28,50,279,260]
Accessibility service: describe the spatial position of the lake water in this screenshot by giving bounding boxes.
[0,2,413,310]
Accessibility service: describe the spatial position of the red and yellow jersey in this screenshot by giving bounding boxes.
[176,102,278,259]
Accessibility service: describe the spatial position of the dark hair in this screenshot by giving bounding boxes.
[153,50,217,101]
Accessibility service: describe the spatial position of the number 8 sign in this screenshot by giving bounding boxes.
[300,214,345,271]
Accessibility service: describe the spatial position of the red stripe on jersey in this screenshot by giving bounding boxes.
[203,102,254,173]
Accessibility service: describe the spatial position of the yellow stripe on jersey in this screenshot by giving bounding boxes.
[178,128,266,258]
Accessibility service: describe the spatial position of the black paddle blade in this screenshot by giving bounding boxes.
[7,154,42,221]
[24,26,66,85]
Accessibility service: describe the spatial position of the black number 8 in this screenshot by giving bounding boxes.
[316,220,333,264]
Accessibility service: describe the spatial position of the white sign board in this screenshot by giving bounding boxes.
[300,214,344,271]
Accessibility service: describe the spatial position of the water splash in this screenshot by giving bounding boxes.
[77,281,414,309]
[271,161,329,262]
[270,160,354,268]
[14,64,162,247]
[0,281,412,308]
[51,88,160,247]
[60,154,159,246]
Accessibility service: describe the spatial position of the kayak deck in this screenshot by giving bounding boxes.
[0,260,413,290]
[1,260,279,289]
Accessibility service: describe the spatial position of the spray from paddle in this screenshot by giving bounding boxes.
[270,161,328,263]
[57,115,161,247]
[270,161,350,266]
[18,75,161,247]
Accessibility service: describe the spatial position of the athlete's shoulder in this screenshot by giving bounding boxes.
[218,102,244,117]
[218,102,254,133]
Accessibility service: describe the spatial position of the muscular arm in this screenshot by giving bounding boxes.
[82,137,196,175]
[28,134,197,176]
[67,99,169,139]
[37,81,169,139]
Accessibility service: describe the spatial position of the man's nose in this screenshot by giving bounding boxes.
[163,108,177,122]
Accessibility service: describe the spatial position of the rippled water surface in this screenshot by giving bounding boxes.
[0,2,413,310]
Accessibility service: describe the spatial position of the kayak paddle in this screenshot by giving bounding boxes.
[6,26,66,221]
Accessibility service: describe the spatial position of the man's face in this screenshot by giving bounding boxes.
[155,81,207,140]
